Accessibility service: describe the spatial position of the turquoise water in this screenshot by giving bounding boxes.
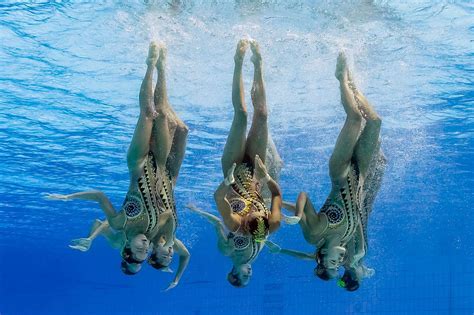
[0,1,473,314]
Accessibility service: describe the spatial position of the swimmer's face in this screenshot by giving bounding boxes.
[153,243,174,267]
[129,234,150,261]
[234,263,253,285]
[314,264,339,280]
[125,262,142,274]
[320,246,346,270]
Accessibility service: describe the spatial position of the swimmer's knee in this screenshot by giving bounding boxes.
[367,115,382,128]
[176,121,189,135]
[252,106,268,120]
[346,112,363,123]
[234,108,248,120]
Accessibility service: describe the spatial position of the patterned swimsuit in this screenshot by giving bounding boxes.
[320,149,386,248]
[320,161,363,245]
[225,162,269,263]
[121,152,177,235]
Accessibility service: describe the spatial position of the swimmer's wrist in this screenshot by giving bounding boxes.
[260,173,272,184]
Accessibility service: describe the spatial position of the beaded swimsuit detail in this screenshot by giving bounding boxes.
[225,162,267,263]
[226,163,269,218]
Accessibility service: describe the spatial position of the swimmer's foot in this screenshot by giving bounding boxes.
[157,43,167,70]
[146,41,160,66]
[234,39,249,63]
[335,52,350,82]
[250,40,262,66]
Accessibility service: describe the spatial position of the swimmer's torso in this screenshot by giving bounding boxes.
[121,152,177,237]
[227,231,264,265]
[225,162,270,219]
[319,161,365,245]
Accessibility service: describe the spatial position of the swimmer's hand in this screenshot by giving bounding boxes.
[45,193,71,201]
[350,252,366,268]
[282,213,301,225]
[352,264,375,279]
[265,240,281,254]
[69,238,92,252]
[224,163,236,186]
[163,280,178,292]
[254,155,271,183]
[360,266,375,279]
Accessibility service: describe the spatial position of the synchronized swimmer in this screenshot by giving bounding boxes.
[47,39,385,291]
[47,42,190,290]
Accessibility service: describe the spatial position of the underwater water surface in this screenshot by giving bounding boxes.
[0,1,473,314]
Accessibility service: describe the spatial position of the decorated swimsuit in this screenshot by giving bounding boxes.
[225,162,269,263]
[320,160,364,246]
[121,151,177,235]
[321,150,386,249]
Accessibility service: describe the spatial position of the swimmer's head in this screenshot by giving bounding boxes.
[227,264,252,288]
[338,270,360,291]
[314,263,339,280]
[317,245,346,270]
[314,247,345,280]
[243,212,269,242]
[148,240,174,271]
[126,234,151,262]
[120,260,142,275]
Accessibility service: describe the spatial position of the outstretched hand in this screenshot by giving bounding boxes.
[163,281,178,292]
[282,213,301,225]
[224,163,236,186]
[45,193,70,201]
[69,238,92,252]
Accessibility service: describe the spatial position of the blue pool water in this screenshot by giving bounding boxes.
[0,1,473,314]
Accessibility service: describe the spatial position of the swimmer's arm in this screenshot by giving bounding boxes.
[166,239,190,291]
[46,190,123,230]
[102,228,126,249]
[280,248,316,261]
[69,219,109,252]
[282,200,296,212]
[186,204,222,226]
[266,240,315,261]
[89,220,110,240]
[186,204,232,255]
[267,178,282,233]
[349,224,366,267]
[214,183,241,232]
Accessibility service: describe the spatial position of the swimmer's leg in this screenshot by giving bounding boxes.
[245,40,268,165]
[329,53,362,183]
[166,118,189,183]
[221,39,249,176]
[149,44,175,168]
[352,87,382,178]
[127,42,159,173]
